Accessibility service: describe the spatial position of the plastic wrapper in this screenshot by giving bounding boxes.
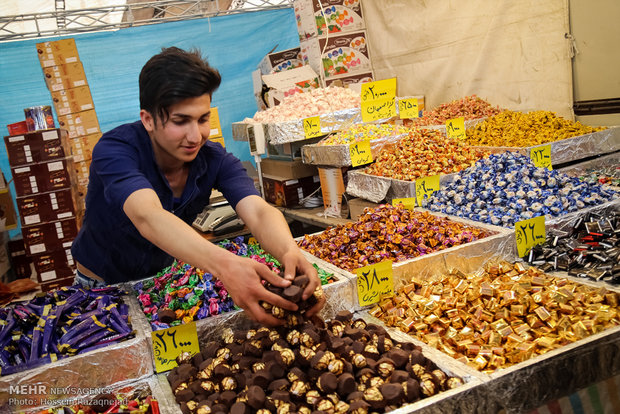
[0,293,153,413]
[346,169,460,203]
[301,133,408,167]
[471,126,620,166]
[267,107,363,145]
[559,151,620,190]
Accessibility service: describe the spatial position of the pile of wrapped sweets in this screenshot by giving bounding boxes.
[409,95,502,126]
[364,128,489,181]
[251,87,360,124]
[422,152,618,227]
[167,311,464,414]
[370,260,620,373]
[526,210,620,284]
[298,204,491,271]
[464,110,605,147]
[0,286,133,376]
[318,123,409,146]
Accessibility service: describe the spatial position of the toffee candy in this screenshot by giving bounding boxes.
[168,315,462,413]
[424,152,618,227]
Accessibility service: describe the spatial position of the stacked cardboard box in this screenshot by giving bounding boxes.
[260,158,320,208]
[294,0,374,88]
[3,128,79,289]
[36,37,102,216]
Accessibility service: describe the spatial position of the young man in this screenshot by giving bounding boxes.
[71,47,323,326]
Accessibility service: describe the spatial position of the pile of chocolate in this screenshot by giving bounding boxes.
[527,210,620,284]
[260,274,325,327]
[167,311,463,414]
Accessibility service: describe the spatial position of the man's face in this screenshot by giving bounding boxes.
[141,94,212,166]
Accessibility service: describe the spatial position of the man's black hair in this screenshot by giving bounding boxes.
[139,46,222,124]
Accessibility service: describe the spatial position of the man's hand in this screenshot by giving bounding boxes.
[215,254,298,326]
[279,249,326,318]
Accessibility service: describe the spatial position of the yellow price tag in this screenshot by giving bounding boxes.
[392,197,416,210]
[151,322,200,373]
[248,237,258,245]
[360,78,397,103]
[515,215,546,257]
[446,117,466,140]
[361,97,396,122]
[303,116,322,139]
[415,175,440,207]
[530,144,552,170]
[356,260,394,306]
[398,98,419,119]
[349,140,373,167]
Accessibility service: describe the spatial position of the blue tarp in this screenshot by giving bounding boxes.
[0,8,299,236]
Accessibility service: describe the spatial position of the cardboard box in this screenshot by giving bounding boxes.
[40,276,75,292]
[57,110,100,138]
[260,158,318,179]
[4,128,70,166]
[74,159,91,187]
[258,47,304,75]
[262,174,321,207]
[209,107,223,138]
[300,30,373,78]
[69,133,101,162]
[50,85,95,116]
[42,62,88,92]
[7,237,32,279]
[16,189,76,227]
[324,71,374,90]
[347,197,379,220]
[11,158,76,197]
[32,247,75,283]
[261,65,320,108]
[36,38,80,68]
[22,218,79,256]
[294,0,366,40]
[0,190,18,232]
[266,136,323,160]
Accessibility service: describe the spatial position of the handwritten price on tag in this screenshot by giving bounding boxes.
[530,144,552,170]
[361,97,396,122]
[151,322,200,373]
[515,215,546,257]
[398,98,419,119]
[392,197,416,210]
[349,140,373,167]
[361,78,396,103]
[303,116,322,139]
[415,175,440,207]
[356,260,394,306]
[446,117,465,140]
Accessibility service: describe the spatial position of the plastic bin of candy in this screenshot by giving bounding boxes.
[0,286,153,413]
[559,151,620,191]
[157,309,487,414]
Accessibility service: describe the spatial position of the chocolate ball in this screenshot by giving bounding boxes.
[337,373,356,397]
[247,385,266,410]
[379,383,404,405]
[318,372,338,394]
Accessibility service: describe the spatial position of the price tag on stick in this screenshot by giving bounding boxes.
[303,116,322,139]
[446,117,466,140]
[349,140,373,167]
[530,144,552,170]
[415,175,440,207]
[356,260,394,306]
[151,322,200,373]
[515,215,546,257]
[398,98,419,119]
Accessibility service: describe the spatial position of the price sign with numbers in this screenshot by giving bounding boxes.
[530,144,552,170]
[356,260,394,306]
[398,98,419,119]
[361,78,397,103]
[361,97,396,122]
[415,175,440,207]
[515,215,546,257]
[303,116,322,139]
[151,322,200,373]
[392,197,416,210]
[445,117,466,140]
[349,140,373,167]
